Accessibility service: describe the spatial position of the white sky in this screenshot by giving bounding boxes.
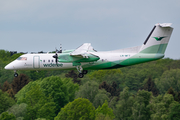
[0,0,180,59]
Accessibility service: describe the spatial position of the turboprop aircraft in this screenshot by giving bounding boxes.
[5,23,173,78]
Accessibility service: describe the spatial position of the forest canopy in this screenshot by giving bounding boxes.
[1,49,180,120]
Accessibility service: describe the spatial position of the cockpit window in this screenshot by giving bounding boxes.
[17,57,27,60]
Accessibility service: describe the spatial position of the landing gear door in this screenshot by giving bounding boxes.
[33,56,40,69]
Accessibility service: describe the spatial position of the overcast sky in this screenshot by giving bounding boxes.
[0,0,180,59]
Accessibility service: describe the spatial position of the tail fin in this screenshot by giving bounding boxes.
[139,23,173,54]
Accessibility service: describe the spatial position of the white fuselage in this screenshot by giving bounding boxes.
[5,52,136,71]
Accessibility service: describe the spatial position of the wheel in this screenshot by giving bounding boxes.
[78,73,84,78]
[14,73,18,77]
[82,70,88,74]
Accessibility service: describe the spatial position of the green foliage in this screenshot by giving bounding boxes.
[21,84,56,120]
[35,118,46,120]
[0,90,15,114]
[2,49,180,120]
[0,112,16,120]
[0,50,11,62]
[30,70,47,81]
[76,81,110,108]
[0,69,14,85]
[6,103,27,118]
[55,98,96,120]
[131,90,152,120]
[155,69,180,94]
[115,87,134,120]
[15,76,79,119]
[169,103,180,120]
[95,113,113,120]
[150,93,177,120]
[88,69,122,84]
[95,100,115,119]
[93,89,110,108]
[76,81,99,103]
[39,76,79,114]
[11,74,29,94]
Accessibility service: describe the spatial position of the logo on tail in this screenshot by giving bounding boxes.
[153,36,166,41]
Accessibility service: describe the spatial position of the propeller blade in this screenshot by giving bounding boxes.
[53,53,58,64]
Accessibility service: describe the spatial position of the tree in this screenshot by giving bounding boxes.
[169,103,180,120]
[76,81,109,108]
[131,90,152,120]
[95,100,115,119]
[150,93,178,120]
[0,90,15,114]
[2,81,11,92]
[167,87,180,102]
[115,87,134,120]
[11,74,29,94]
[0,50,11,62]
[141,77,159,96]
[93,89,110,108]
[155,69,180,94]
[29,70,47,81]
[15,76,79,117]
[76,81,99,103]
[65,70,81,84]
[40,76,78,114]
[0,112,16,120]
[6,103,27,119]
[6,88,15,98]
[95,113,113,120]
[55,98,95,120]
[22,84,56,120]
[88,69,122,84]
[99,81,120,97]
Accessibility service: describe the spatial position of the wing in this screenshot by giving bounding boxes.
[69,43,100,62]
[70,43,96,57]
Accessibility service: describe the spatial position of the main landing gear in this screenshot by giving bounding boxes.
[76,66,88,78]
[14,70,18,77]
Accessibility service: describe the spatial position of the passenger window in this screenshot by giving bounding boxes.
[48,60,50,62]
[52,60,54,62]
[43,60,45,62]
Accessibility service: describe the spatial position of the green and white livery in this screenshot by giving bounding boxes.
[5,23,173,78]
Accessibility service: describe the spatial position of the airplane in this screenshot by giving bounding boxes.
[5,23,173,78]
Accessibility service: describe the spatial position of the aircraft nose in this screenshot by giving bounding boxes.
[4,63,14,70]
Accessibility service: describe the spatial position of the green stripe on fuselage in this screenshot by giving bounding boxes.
[83,53,164,70]
[119,53,164,66]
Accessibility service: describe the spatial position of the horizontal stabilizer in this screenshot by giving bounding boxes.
[158,23,172,27]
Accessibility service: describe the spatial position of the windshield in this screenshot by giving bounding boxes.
[17,57,27,60]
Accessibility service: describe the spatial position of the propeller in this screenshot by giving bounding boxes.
[53,53,58,64]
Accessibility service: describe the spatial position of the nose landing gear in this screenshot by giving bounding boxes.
[14,72,18,77]
[14,70,18,77]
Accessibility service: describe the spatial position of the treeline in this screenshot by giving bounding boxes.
[0,49,180,120]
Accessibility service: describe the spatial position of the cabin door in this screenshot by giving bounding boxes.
[33,56,40,68]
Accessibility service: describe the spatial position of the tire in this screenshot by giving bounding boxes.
[82,70,88,74]
[14,73,18,77]
[78,73,84,78]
